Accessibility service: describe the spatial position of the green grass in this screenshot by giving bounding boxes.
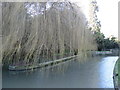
[114,57,120,87]
[118,58,120,86]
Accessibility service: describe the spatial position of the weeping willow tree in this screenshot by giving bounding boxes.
[2,1,97,66]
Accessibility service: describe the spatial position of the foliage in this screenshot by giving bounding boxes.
[94,31,119,51]
[94,31,105,51]
[89,0,119,51]
[88,0,101,32]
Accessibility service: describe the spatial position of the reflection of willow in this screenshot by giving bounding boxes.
[2,2,97,66]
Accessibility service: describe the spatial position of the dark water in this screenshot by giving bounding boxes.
[2,56,119,88]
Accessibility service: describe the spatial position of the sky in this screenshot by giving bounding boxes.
[97,0,119,39]
[75,0,119,39]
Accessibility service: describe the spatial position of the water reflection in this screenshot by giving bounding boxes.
[2,56,118,88]
[99,56,119,88]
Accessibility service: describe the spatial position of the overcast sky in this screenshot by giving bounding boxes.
[97,0,119,38]
[76,0,119,39]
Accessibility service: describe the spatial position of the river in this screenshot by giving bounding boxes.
[2,56,119,88]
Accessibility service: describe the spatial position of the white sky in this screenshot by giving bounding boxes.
[75,0,119,39]
[97,0,119,38]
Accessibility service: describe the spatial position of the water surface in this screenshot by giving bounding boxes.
[2,56,119,88]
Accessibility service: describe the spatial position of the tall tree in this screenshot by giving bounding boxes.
[88,0,101,32]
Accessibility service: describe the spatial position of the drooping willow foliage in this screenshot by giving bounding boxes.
[2,1,97,66]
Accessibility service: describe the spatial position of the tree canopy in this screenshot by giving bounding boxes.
[89,0,119,51]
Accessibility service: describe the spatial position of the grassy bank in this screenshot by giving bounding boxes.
[118,58,120,86]
[113,57,120,88]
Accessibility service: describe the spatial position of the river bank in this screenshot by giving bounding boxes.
[8,55,78,71]
[5,50,119,71]
[113,58,120,89]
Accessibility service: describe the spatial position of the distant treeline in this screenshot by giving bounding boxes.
[94,31,119,51]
